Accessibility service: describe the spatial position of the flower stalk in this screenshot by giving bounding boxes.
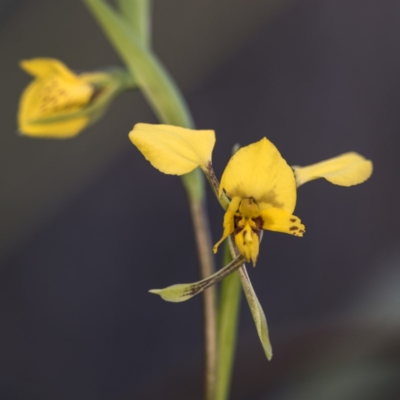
[117,0,152,47]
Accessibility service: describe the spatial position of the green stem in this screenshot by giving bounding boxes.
[83,0,193,128]
[201,163,230,210]
[83,1,217,398]
[216,240,242,400]
[116,0,151,47]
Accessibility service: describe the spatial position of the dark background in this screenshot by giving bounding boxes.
[1,1,399,399]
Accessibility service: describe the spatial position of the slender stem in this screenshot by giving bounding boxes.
[202,162,230,210]
[117,0,151,47]
[189,199,218,400]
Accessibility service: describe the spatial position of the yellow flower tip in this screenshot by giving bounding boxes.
[19,58,77,80]
[149,289,161,295]
[260,207,305,237]
[293,152,373,188]
[292,222,305,237]
[19,59,33,73]
[129,123,216,176]
[286,215,306,237]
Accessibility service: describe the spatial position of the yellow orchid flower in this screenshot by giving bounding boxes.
[18,58,134,139]
[129,123,372,360]
[213,138,305,265]
[129,123,373,265]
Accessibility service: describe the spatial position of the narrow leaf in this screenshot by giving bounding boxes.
[150,254,245,303]
[117,0,151,47]
[238,265,273,360]
[83,0,193,128]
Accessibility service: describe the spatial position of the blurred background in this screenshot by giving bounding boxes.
[1,0,399,399]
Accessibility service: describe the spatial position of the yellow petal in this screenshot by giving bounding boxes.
[213,196,241,254]
[20,58,77,81]
[18,82,91,138]
[19,75,92,121]
[19,114,88,138]
[219,138,297,213]
[293,152,373,188]
[129,123,216,175]
[260,207,305,237]
[18,59,93,138]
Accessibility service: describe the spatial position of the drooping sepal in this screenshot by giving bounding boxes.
[150,254,245,302]
[238,265,272,360]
